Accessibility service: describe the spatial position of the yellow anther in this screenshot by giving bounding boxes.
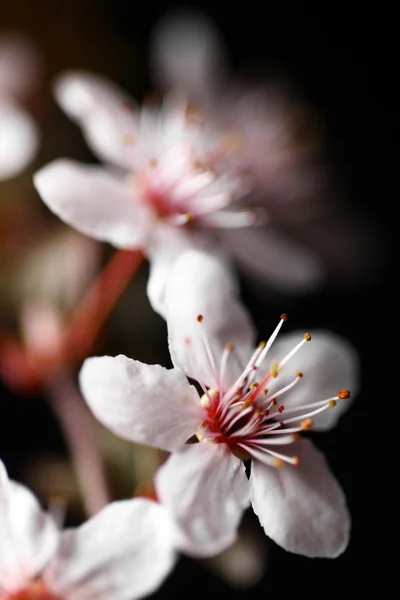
[225,342,234,351]
[328,399,337,408]
[200,394,210,408]
[259,340,267,349]
[223,131,243,153]
[123,133,135,145]
[272,458,286,470]
[304,333,312,342]
[295,371,303,378]
[300,418,313,430]
[262,388,269,396]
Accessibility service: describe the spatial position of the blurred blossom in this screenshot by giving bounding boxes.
[0,226,101,392]
[79,250,358,559]
[0,34,41,179]
[34,70,269,316]
[0,458,177,600]
[150,9,384,293]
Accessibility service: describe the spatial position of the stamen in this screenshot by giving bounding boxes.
[260,372,302,404]
[196,315,219,383]
[219,342,233,395]
[254,314,288,368]
[301,418,313,430]
[278,333,310,369]
[165,212,193,226]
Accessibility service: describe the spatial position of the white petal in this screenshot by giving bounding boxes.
[267,329,359,430]
[165,249,256,387]
[53,71,138,169]
[250,439,350,558]
[45,499,177,600]
[155,443,250,557]
[34,159,153,248]
[79,355,203,452]
[0,460,59,591]
[0,100,38,179]
[149,8,228,106]
[146,223,205,317]
[219,225,325,294]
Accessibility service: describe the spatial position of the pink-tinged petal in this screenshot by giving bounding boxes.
[44,499,177,600]
[250,439,350,558]
[146,224,207,317]
[79,355,203,452]
[0,100,38,179]
[53,71,138,169]
[33,159,153,248]
[155,443,250,557]
[165,249,256,388]
[149,9,228,106]
[267,330,359,430]
[219,225,325,294]
[0,460,59,591]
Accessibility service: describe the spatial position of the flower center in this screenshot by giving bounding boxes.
[194,314,350,468]
[3,581,63,600]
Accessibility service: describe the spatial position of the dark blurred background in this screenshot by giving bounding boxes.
[0,1,393,596]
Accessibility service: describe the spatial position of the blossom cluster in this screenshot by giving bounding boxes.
[1,11,361,600]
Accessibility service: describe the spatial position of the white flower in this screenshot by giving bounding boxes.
[149,9,383,294]
[0,459,177,600]
[0,34,40,179]
[79,250,358,559]
[33,71,264,316]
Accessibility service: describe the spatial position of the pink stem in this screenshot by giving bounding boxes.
[45,369,111,516]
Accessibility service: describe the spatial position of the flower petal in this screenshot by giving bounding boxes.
[146,223,206,317]
[165,249,256,388]
[0,100,38,179]
[79,354,203,452]
[149,9,228,106]
[155,443,250,557]
[267,329,359,430]
[53,71,138,169]
[45,499,177,600]
[33,159,153,248]
[219,225,325,294]
[0,460,59,591]
[250,439,350,558]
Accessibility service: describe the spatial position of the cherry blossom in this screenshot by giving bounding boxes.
[0,458,176,600]
[149,9,383,293]
[33,71,262,316]
[0,34,40,179]
[79,250,358,559]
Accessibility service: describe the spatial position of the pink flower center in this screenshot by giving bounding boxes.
[194,314,350,468]
[2,581,63,600]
